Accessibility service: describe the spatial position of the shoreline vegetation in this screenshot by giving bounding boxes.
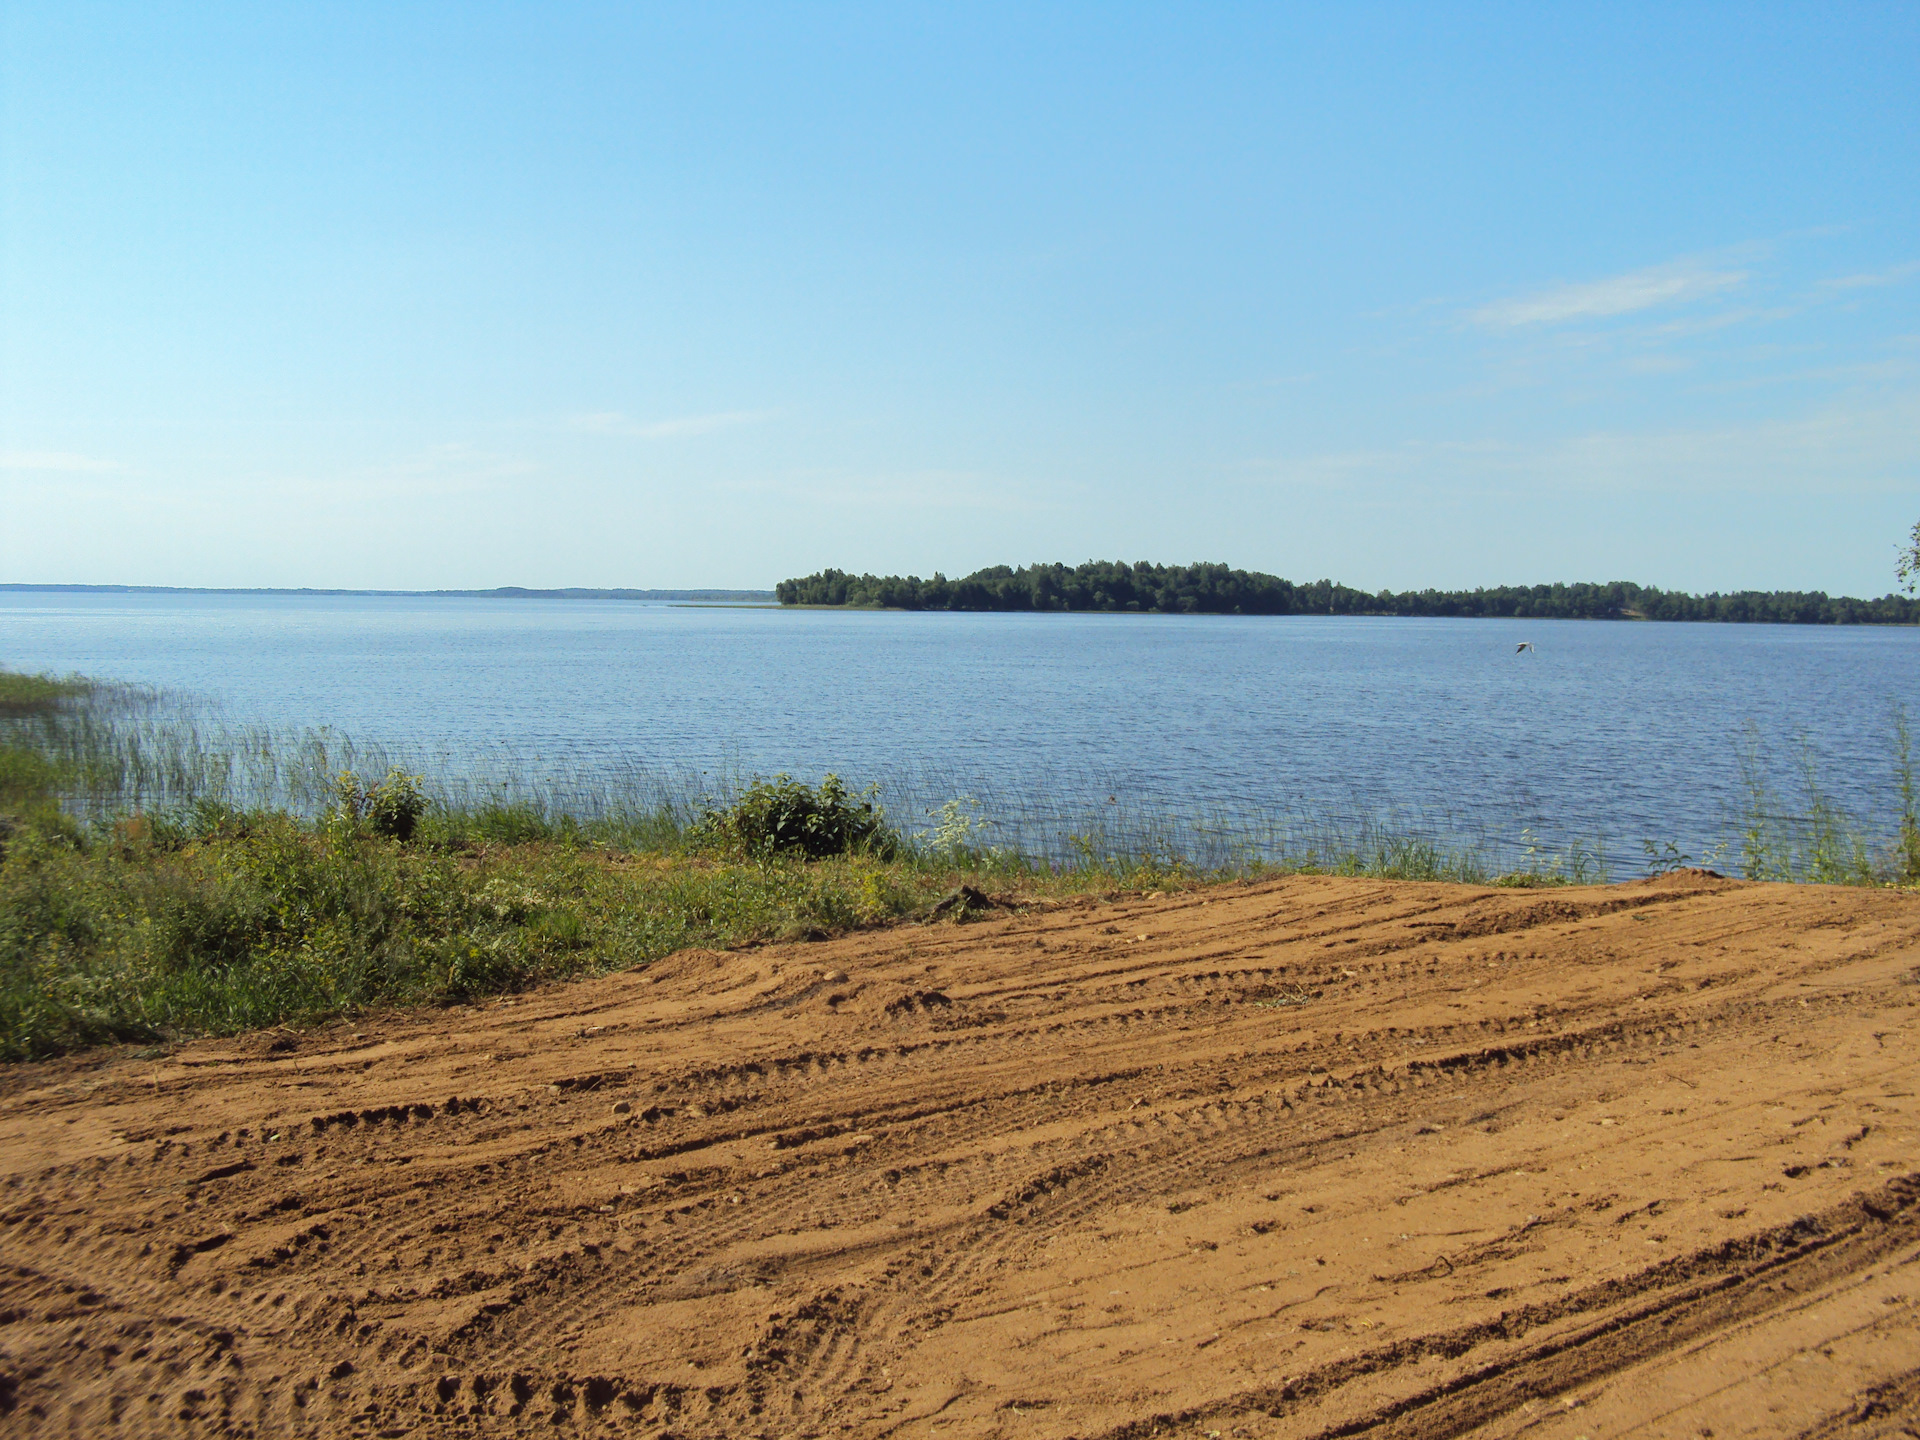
[776,561,1920,624]
[2,666,1915,1061]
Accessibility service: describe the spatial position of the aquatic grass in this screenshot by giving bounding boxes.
[1490,829,1606,887]
[1794,740,1877,885]
[8,664,1917,888]
[0,670,90,717]
[1733,724,1902,885]
[0,677,1491,877]
[0,667,1667,880]
[1894,703,1920,884]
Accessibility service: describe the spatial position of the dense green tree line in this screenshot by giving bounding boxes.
[774,562,1920,624]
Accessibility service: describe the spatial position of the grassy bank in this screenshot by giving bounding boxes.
[1,668,1914,1061]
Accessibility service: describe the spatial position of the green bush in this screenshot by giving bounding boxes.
[367,768,427,840]
[694,774,896,860]
[330,767,428,842]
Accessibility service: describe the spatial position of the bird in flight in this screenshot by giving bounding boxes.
[1515,642,1534,653]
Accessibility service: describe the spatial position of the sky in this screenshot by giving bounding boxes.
[3,3,1917,594]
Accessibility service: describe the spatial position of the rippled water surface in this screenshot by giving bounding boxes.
[3,591,1916,864]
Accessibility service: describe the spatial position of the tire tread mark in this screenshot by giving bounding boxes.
[1091,1174,1920,1440]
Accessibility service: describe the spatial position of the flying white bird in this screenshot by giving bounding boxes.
[1515,642,1534,653]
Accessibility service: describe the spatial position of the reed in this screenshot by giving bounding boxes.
[1733,722,1901,886]
[1894,703,1920,883]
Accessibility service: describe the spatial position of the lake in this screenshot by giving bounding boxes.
[2,590,1916,870]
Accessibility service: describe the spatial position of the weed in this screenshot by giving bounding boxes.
[1491,829,1606,887]
[1894,703,1920,884]
[917,796,1005,866]
[1735,725,1889,885]
[1641,840,1692,877]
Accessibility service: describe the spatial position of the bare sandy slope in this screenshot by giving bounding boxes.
[3,873,1919,1439]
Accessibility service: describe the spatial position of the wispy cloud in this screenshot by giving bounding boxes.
[1470,262,1748,328]
[1817,260,1920,291]
[187,444,546,508]
[0,449,123,474]
[1230,372,1319,392]
[569,409,778,439]
[361,443,539,485]
[719,468,1065,515]
[1243,392,1920,500]
[1623,354,1695,374]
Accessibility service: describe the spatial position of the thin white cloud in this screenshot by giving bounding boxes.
[1635,307,1769,340]
[0,443,537,507]
[1818,261,1920,291]
[262,443,544,503]
[1470,263,1747,328]
[1243,392,1920,500]
[0,449,123,473]
[720,468,1064,515]
[1230,372,1319,392]
[1624,354,1695,375]
[364,442,537,481]
[569,409,778,439]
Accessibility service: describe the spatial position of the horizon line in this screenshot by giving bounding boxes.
[0,583,777,600]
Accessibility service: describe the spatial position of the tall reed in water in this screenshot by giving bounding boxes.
[1894,703,1920,884]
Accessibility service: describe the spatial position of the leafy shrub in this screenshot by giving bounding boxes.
[694,774,895,860]
[366,768,428,841]
[330,767,428,842]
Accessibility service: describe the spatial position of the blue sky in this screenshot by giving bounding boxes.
[3,3,1916,593]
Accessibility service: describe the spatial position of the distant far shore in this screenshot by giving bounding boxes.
[0,584,776,602]
[776,562,1920,625]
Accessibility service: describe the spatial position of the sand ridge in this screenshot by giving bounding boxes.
[1,871,1917,1437]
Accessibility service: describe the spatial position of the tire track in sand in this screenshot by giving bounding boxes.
[0,871,1915,1437]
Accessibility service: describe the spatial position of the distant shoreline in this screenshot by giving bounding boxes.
[776,563,1920,625]
[0,584,777,602]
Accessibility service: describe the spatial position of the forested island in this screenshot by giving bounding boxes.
[776,562,1920,624]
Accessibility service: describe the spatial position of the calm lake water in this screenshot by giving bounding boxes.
[3,591,1917,868]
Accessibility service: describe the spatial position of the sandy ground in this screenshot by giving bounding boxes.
[2,872,1919,1439]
